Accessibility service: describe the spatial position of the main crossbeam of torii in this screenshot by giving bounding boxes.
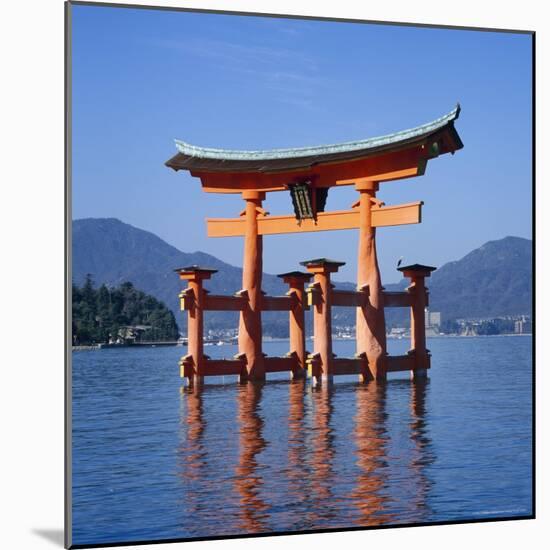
[166,105,463,386]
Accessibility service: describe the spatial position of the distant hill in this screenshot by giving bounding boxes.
[72,218,288,333]
[428,236,532,320]
[72,218,532,333]
[72,276,179,345]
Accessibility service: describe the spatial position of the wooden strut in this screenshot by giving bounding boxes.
[178,282,304,382]
[176,183,434,385]
[303,260,338,386]
[401,266,434,378]
[176,265,432,383]
[179,277,433,386]
[207,201,423,238]
[278,272,312,379]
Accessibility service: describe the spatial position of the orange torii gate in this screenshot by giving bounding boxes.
[166,105,463,386]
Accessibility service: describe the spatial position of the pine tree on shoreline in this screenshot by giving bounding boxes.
[72,277,179,345]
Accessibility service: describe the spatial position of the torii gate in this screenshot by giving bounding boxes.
[166,105,463,385]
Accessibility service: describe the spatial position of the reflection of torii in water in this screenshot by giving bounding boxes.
[350,379,435,526]
[406,379,435,520]
[233,383,269,533]
[307,385,337,525]
[176,386,207,533]
[352,382,395,526]
[285,379,309,526]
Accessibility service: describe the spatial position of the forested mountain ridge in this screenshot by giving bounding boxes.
[72,275,179,344]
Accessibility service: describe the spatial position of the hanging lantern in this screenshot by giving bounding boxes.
[289,181,313,222]
[288,180,329,223]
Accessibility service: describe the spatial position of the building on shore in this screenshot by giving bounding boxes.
[425,309,441,329]
[425,308,441,336]
[514,316,532,334]
[110,325,152,345]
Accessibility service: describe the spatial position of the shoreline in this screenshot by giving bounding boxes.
[72,332,532,351]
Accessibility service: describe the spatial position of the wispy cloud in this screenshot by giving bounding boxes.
[158,37,316,70]
[261,18,318,37]
[155,37,328,110]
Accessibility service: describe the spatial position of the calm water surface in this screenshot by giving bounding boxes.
[72,337,532,545]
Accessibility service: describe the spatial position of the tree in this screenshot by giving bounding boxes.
[72,280,179,345]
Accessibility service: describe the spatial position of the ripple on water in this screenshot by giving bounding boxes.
[71,337,532,545]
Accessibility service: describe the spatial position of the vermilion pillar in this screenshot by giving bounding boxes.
[398,264,436,379]
[277,271,312,379]
[302,258,345,385]
[238,190,266,382]
[355,180,387,381]
[176,265,217,386]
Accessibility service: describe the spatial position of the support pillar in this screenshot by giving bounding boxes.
[277,271,313,379]
[302,258,345,385]
[175,265,218,386]
[355,180,387,382]
[238,190,266,382]
[398,264,436,379]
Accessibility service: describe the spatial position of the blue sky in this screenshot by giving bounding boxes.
[71,5,532,283]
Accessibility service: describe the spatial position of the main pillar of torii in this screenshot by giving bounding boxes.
[238,190,265,380]
[165,105,463,382]
[355,179,387,381]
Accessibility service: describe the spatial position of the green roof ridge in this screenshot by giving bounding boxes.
[174,104,460,161]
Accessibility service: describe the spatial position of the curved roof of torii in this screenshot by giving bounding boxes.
[165,104,463,174]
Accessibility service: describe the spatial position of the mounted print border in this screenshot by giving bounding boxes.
[65,2,535,548]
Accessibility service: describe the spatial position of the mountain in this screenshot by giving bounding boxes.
[427,236,532,320]
[72,218,288,333]
[72,218,532,333]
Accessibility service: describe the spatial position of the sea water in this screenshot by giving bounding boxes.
[71,336,532,545]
